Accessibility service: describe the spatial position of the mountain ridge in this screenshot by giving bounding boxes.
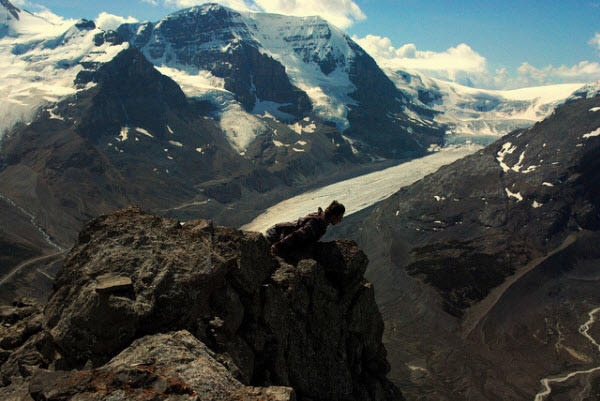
[334,92,600,400]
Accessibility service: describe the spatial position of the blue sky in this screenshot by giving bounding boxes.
[16,0,600,89]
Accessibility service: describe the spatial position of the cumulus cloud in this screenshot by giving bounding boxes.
[353,35,489,86]
[253,0,365,28]
[353,34,600,89]
[140,0,159,5]
[95,12,138,31]
[162,0,365,28]
[516,61,600,86]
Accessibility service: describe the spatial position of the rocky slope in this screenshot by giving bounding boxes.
[334,92,600,399]
[0,206,403,401]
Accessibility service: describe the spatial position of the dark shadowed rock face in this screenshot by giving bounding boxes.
[334,94,600,400]
[0,206,403,401]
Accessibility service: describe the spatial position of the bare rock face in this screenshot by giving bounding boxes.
[0,206,402,401]
[28,330,294,401]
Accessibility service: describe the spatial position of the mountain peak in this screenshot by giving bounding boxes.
[1,0,20,20]
[171,2,239,18]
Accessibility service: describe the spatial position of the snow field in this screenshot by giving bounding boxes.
[0,13,129,136]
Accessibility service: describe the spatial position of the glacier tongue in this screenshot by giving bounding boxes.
[242,144,481,233]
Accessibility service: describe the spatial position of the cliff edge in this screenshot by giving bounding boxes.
[0,206,402,401]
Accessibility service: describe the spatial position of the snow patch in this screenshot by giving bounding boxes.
[303,122,316,133]
[272,140,285,147]
[542,182,554,187]
[496,142,517,173]
[135,127,153,138]
[168,140,183,147]
[433,196,446,202]
[220,102,267,153]
[583,127,600,139]
[118,127,129,141]
[195,147,203,153]
[252,99,295,121]
[155,66,226,98]
[532,200,543,208]
[296,140,307,146]
[167,125,174,134]
[292,147,305,152]
[47,106,64,121]
[342,135,360,154]
[287,122,317,136]
[590,107,600,112]
[505,188,523,201]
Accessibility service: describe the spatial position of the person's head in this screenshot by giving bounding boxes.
[324,200,345,225]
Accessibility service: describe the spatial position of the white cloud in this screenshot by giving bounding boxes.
[590,33,600,51]
[9,1,77,27]
[353,34,600,89]
[162,0,365,28]
[353,35,488,85]
[253,0,365,28]
[516,61,600,86]
[95,12,138,31]
[140,0,159,5]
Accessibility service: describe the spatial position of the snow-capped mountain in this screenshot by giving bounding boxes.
[388,69,584,145]
[0,0,128,136]
[0,0,60,38]
[117,3,445,157]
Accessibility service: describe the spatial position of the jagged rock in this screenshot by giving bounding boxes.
[28,330,294,401]
[0,206,402,401]
[0,299,46,382]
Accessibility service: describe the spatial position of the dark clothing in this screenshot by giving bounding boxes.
[266,208,328,253]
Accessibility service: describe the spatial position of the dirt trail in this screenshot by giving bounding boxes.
[0,251,66,286]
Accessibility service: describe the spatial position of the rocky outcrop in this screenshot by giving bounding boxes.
[0,206,402,401]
